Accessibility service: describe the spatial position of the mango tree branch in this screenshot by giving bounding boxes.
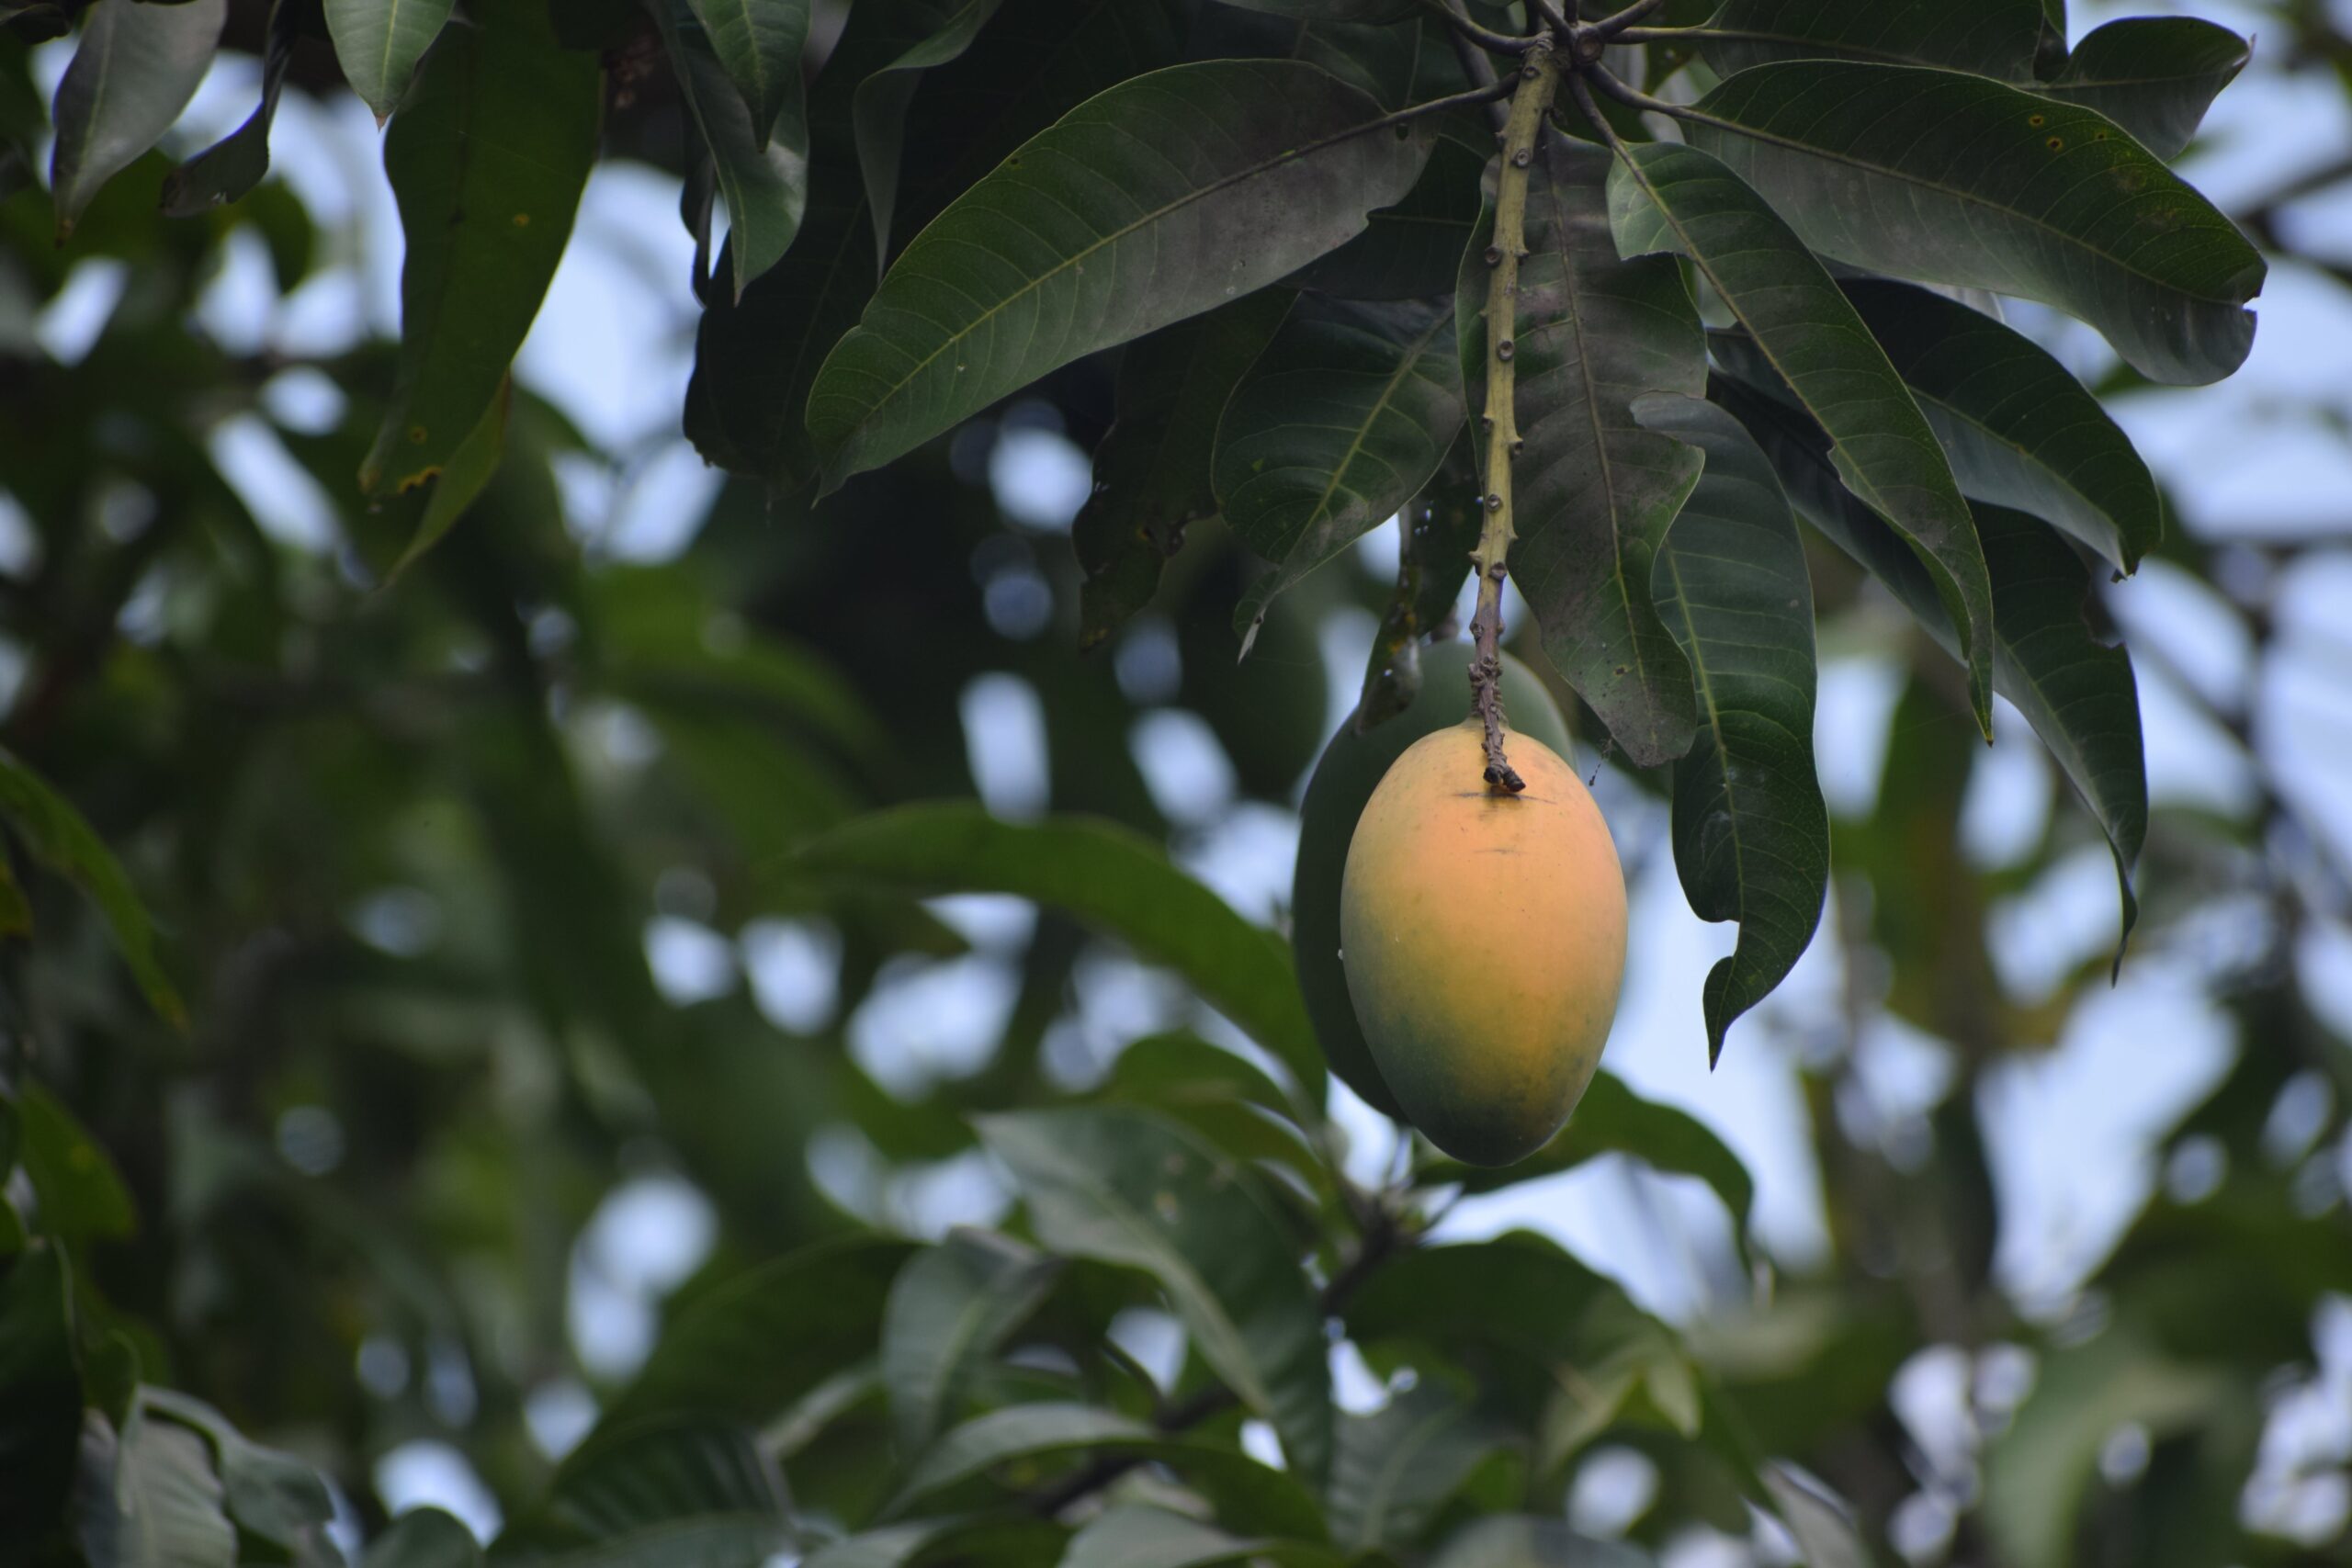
[1466,45,1560,795]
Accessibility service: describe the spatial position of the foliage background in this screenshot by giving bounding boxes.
[2,0,2350,1564]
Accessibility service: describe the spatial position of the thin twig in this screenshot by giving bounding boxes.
[1585,0,1669,39]
[1438,3,1512,134]
[1419,0,1540,54]
[1464,46,1560,795]
[1581,61,1698,123]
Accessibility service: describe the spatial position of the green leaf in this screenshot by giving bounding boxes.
[48,0,225,232]
[524,1417,789,1549]
[1059,1506,1336,1568]
[322,0,456,122]
[75,1411,238,1568]
[601,1235,915,1433]
[976,1108,1334,1485]
[1762,1471,1870,1568]
[1697,0,2044,76]
[359,0,599,497]
[0,1247,82,1544]
[660,0,809,299]
[808,1518,1066,1568]
[388,375,507,581]
[1683,61,2266,385]
[797,806,1324,1096]
[139,1390,334,1552]
[363,1509,481,1568]
[1428,1516,1656,1568]
[17,1081,136,1240]
[2026,17,2248,162]
[1216,298,1464,651]
[1607,141,1994,736]
[1640,394,1826,1064]
[684,0,812,152]
[1288,136,1486,301]
[1712,373,2147,958]
[853,0,1005,266]
[807,60,1430,487]
[0,751,182,1026]
[1467,135,1705,768]
[881,1229,1060,1455]
[1835,277,2160,573]
[1329,1386,1503,1555]
[1074,291,1295,649]
[159,0,296,216]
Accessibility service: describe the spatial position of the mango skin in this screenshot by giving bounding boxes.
[1340,720,1626,1166]
[1293,646,1572,1120]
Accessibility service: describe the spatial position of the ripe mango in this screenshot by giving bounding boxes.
[1340,720,1626,1166]
[1291,643,1571,1120]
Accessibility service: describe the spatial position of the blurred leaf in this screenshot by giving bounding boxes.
[1641,394,1826,1064]
[853,0,1004,265]
[159,0,295,215]
[362,1509,482,1568]
[1696,0,2045,76]
[660,0,808,299]
[2029,17,2248,161]
[807,60,1430,487]
[1329,1384,1503,1555]
[17,1081,136,1240]
[1684,62,2265,385]
[1609,141,1992,735]
[0,843,28,935]
[48,0,225,231]
[881,1229,1060,1455]
[1466,135,1704,769]
[323,0,456,122]
[74,1410,238,1568]
[1099,1032,1323,1179]
[890,1402,1141,1506]
[1216,1,1416,19]
[1762,1470,1871,1568]
[139,1390,334,1553]
[684,0,811,152]
[1289,135,1486,301]
[1057,1505,1336,1568]
[389,376,507,581]
[514,1417,789,1551]
[1074,291,1295,649]
[977,1108,1334,1484]
[1835,277,2160,573]
[0,1247,81,1543]
[1427,1515,1656,1567]
[0,751,182,1026]
[1216,297,1464,650]
[808,1518,1067,1568]
[798,807,1324,1095]
[360,0,598,496]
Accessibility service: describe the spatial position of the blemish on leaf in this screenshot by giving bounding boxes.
[2046,136,2064,152]
[513,212,530,227]
[2028,113,2046,128]
[407,426,429,445]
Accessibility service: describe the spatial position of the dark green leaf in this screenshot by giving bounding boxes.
[17,1081,136,1239]
[75,1411,238,1568]
[1713,372,2147,956]
[808,1518,1066,1568]
[1684,61,2266,385]
[389,375,507,581]
[798,806,1324,1096]
[0,1247,82,1543]
[2027,17,2249,162]
[0,752,182,1026]
[881,1229,1060,1455]
[49,0,224,231]
[1074,291,1295,648]
[524,1417,789,1549]
[1289,136,1486,301]
[1329,1385,1503,1554]
[140,1390,334,1552]
[806,60,1430,486]
[0,845,29,936]
[977,1108,1334,1484]
[322,0,455,122]
[1608,141,1993,735]
[362,1509,482,1568]
[1216,0,1416,19]
[661,0,808,299]
[1058,1506,1336,1568]
[1697,0,2043,76]
[1640,394,1826,1064]
[1216,297,1464,650]
[359,0,599,496]
[853,0,1005,266]
[1468,135,1705,768]
[159,0,296,215]
[1428,1516,1656,1568]
[1836,277,2160,573]
[684,0,812,152]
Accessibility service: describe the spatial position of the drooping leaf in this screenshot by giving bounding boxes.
[806,59,1431,487]
[1289,136,1487,301]
[1713,373,2147,956]
[1329,1386,1503,1555]
[48,0,225,232]
[1696,0,2044,77]
[1683,61,2266,385]
[1074,291,1295,648]
[358,0,599,497]
[1639,394,1826,1064]
[1427,1515,1656,1568]
[1099,1033,1326,1190]
[16,1084,135,1242]
[388,375,507,581]
[362,1509,483,1568]
[797,806,1324,1095]
[880,1230,1060,1455]
[2027,18,2248,162]
[976,1108,1335,1485]
[1057,1506,1334,1568]
[684,0,812,151]
[1607,141,1993,735]
[1216,297,1464,651]
[659,0,808,299]
[853,0,1006,266]
[0,1247,82,1544]
[0,753,182,1027]
[1834,277,2160,573]
[518,1417,789,1550]
[137,1391,334,1553]
[1468,134,1705,768]
[74,1411,238,1568]
[322,0,456,122]
[160,0,296,215]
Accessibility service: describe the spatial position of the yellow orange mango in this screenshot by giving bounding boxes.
[1339,719,1626,1166]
